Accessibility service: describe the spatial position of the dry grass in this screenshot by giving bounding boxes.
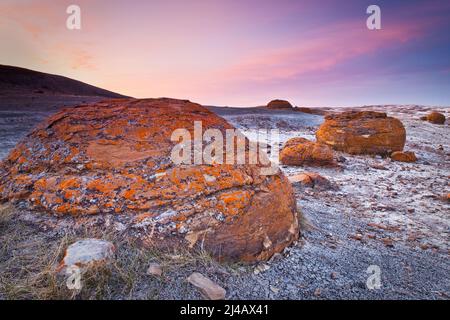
[0,205,229,300]
[0,204,15,227]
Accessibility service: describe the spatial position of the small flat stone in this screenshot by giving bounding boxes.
[187,272,226,300]
[146,263,163,277]
[270,286,280,293]
[57,238,115,272]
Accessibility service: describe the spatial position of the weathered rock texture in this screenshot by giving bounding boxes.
[316,111,406,155]
[391,151,417,163]
[279,138,334,166]
[267,99,293,110]
[0,98,299,262]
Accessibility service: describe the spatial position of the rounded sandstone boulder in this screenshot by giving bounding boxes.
[279,138,334,166]
[391,151,417,163]
[288,172,335,190]
[0,98,299,262]
[267,99,293,110]
[423,112,446,125]
[316,111,406,155]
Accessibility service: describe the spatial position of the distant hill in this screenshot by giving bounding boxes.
[0,65,129,98]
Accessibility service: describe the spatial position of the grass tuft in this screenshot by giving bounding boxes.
[0,205,233,300]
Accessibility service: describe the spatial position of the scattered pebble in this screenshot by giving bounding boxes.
[270,286,280,293]
[146,263,163,277]
[187,272,226,300]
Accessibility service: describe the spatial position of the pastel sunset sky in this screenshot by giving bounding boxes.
[1,0,449,106]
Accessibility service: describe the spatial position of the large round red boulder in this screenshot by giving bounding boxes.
[316,111,406,155]
[0,98,299,262]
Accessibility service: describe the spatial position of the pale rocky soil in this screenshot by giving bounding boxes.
[213,105,449,299]
[0,99,448,300]
[0,94,108,159]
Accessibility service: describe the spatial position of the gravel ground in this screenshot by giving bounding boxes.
[210,104,450,300]
[0,94,108,159]
[0,99,448,299]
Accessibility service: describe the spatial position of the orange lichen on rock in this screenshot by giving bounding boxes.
[218,190,253,216]
[59,177,81,190]
[316,111,406,155]
[86,179,118,194]
[123,189,136,200]
[0,98,299,262]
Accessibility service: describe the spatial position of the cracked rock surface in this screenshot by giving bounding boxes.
[0,98,298,262]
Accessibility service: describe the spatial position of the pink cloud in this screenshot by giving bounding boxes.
[220,18,435,84]
[70,50,96,70]
[0,1,98,71]
[0,1,63,39]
